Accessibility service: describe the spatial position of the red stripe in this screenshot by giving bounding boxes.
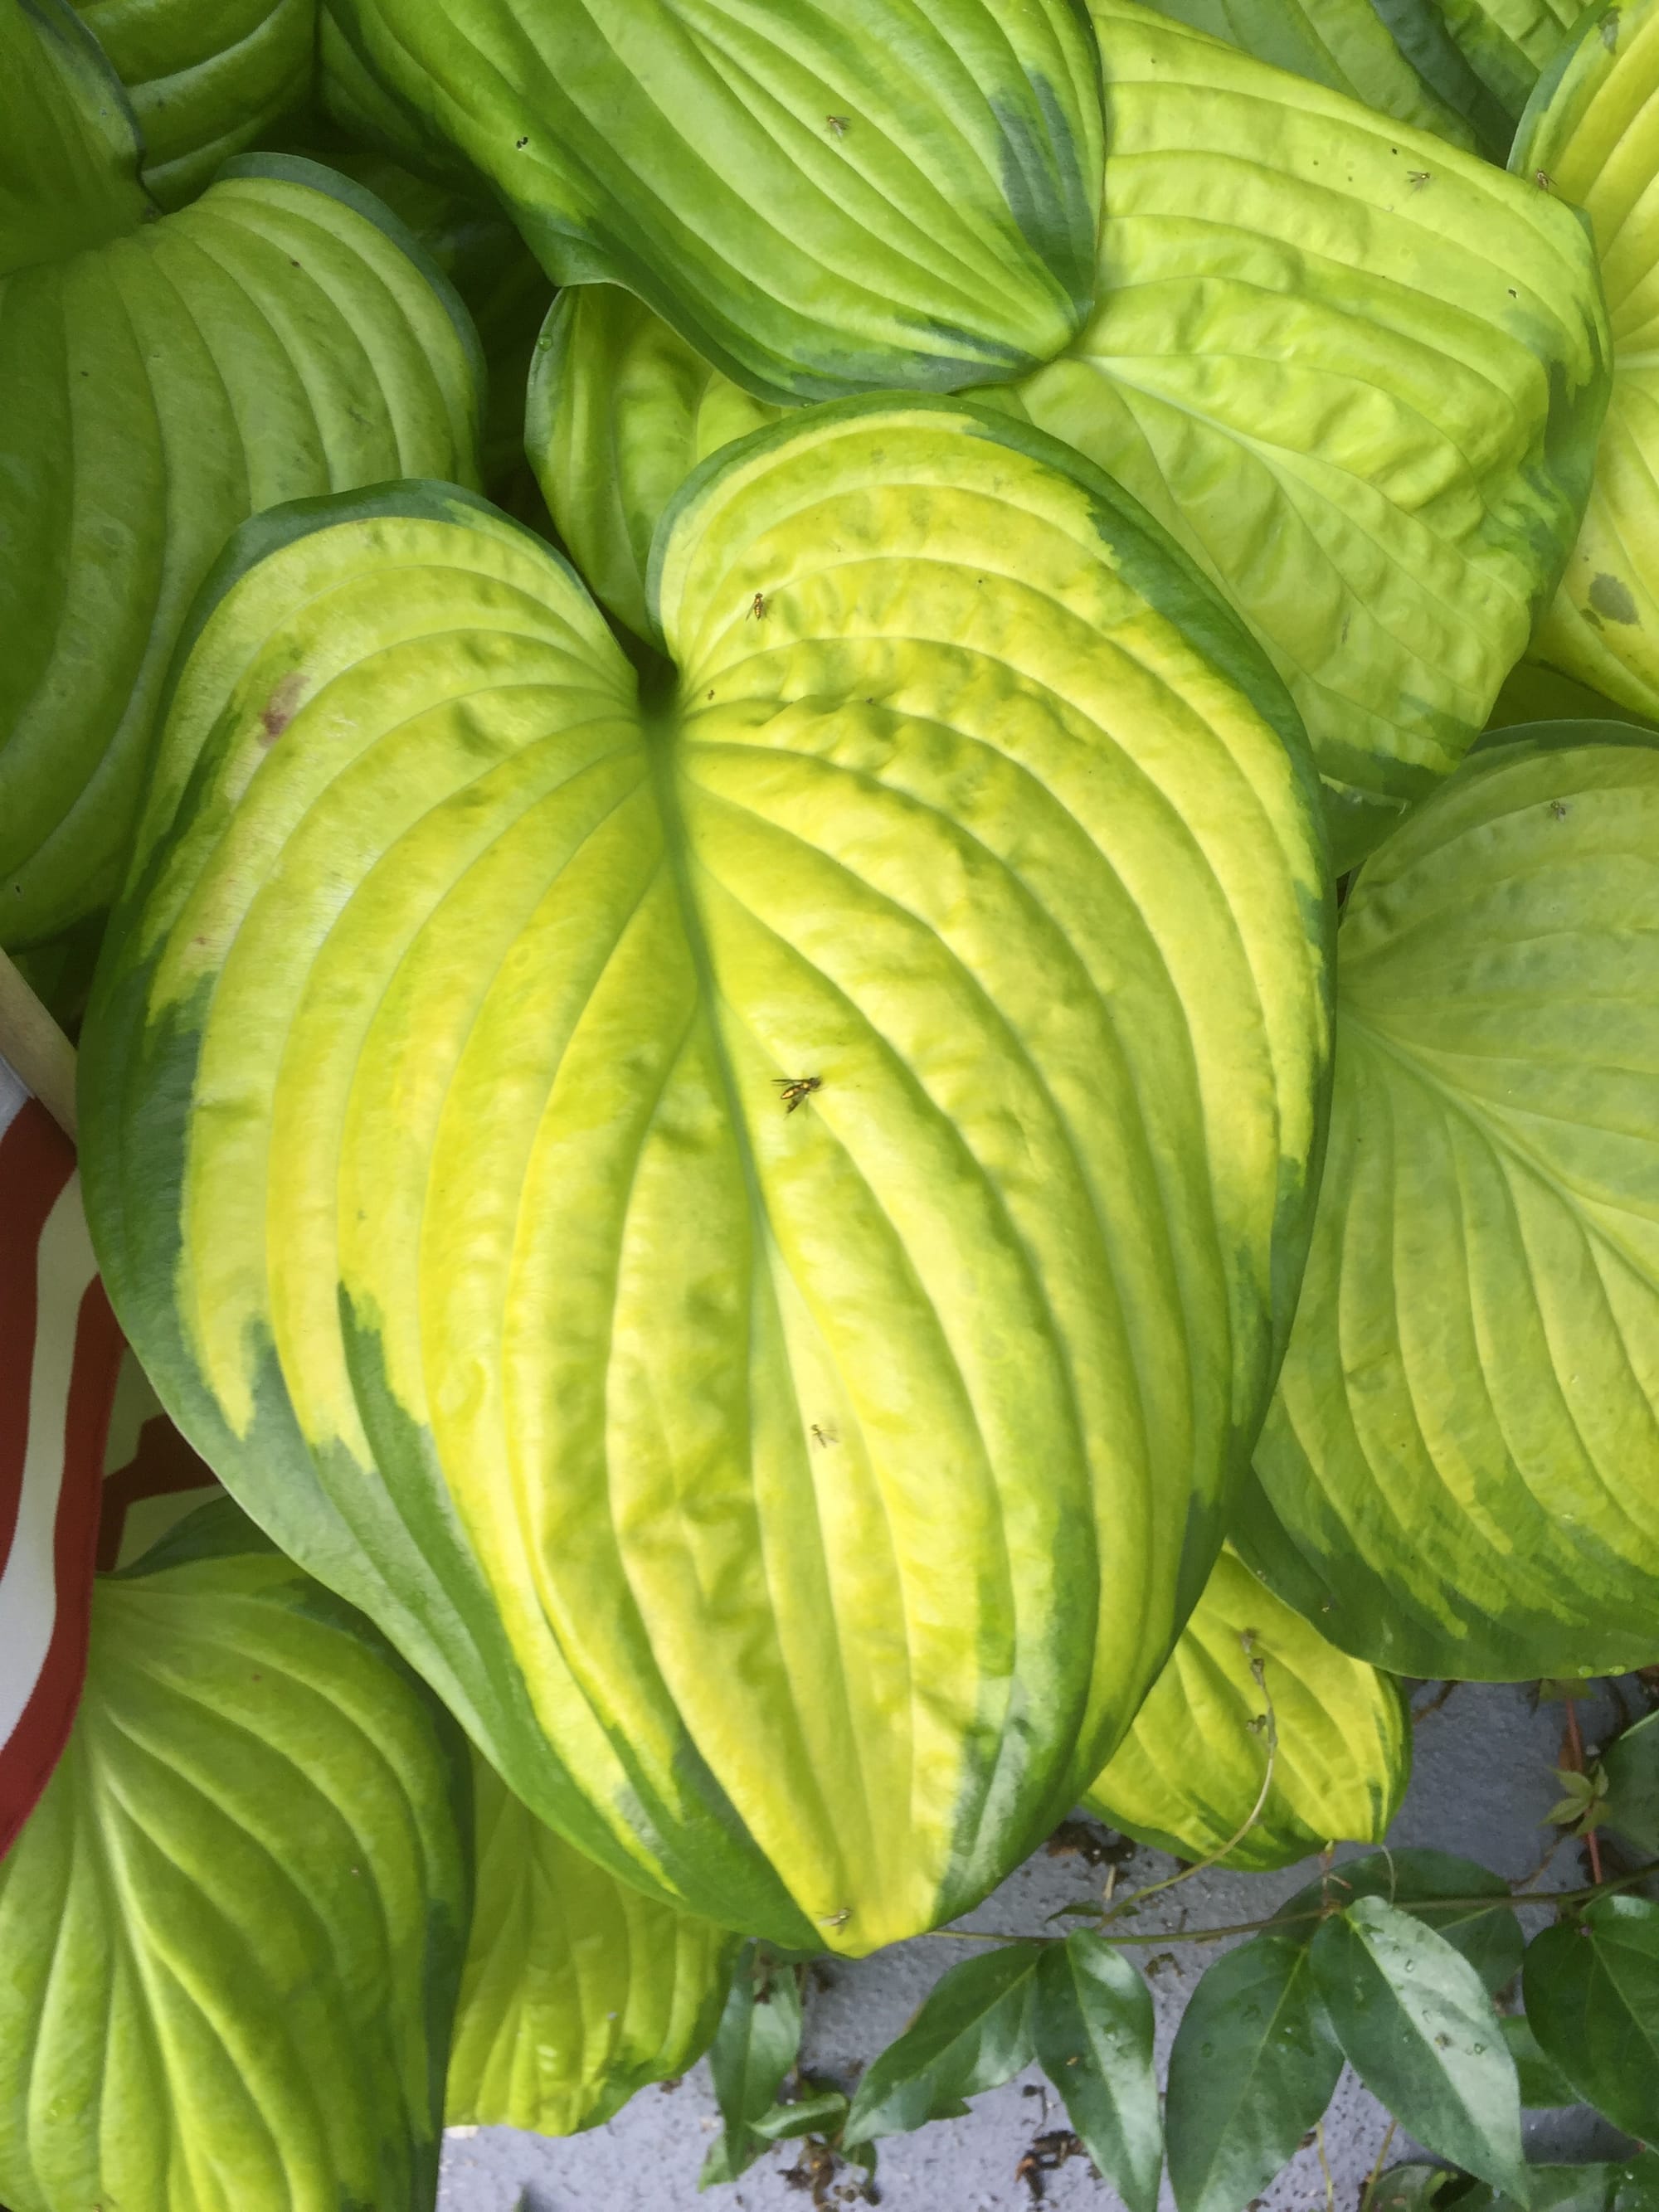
[0,1102,76,1576]
[96,1417,219,1571]
[0,1276,122,1864]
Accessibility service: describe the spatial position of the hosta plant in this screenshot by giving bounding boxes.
[1083,1543,1411,1869]
[80,398,1333,1954]
[0,1498,471,2212]
[0,0,482,951]
[1515,0,1659,724]
[1242,724,1659,1680]
[526,0,1612,872]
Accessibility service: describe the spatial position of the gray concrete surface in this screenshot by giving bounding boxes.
[438,1681,1643,2212]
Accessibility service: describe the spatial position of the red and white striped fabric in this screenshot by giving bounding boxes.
[0,1053,122,1861]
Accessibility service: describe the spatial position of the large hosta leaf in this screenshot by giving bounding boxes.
[0,1500,469,2212]
[1083,1545,1408,1870]
[1516,0,1659,726]
[1,3,481,950]
[82,401,1332,1952]
[71,0,316,208]
[999,0,1611,871]
[1239,723,1659,1680]
[317,0,1104,404]
[449,1754,737,2135]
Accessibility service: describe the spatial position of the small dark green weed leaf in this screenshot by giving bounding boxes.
[1602,1713,1659,1855]
[699,1945,804,2185]
[844,1945,1041,2142]
[1311,1898,1526,2202]
[1275,1850,1525,1993]
[1366,2167,1471,2212]
[1499,2015,1579,2107]
[1524,1897,1659,2142]
[749,2088,850,2143]
[1165,1932,1343,2212]
[1033,1934,1161,2212]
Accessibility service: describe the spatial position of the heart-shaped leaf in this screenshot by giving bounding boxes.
[1311,1897,1526,2203]
[1525,1896,1659,2142]
[319,0,1105,402]
[1513,0,1659,726]
[0,1499,469,2212]
[1083,1544,1410,1871]
[1242,724,1659,1679]
[447,1752,737,2138]
[82,401,1332,1952]
[1,0,482,949]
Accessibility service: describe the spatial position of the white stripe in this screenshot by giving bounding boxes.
[0,1174,97,1748]
[0,1055,27,1148]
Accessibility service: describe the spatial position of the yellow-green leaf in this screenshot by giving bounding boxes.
[1515,0,1659,727]
[82,402,1331,1953]
[1084,1547,1409,1871]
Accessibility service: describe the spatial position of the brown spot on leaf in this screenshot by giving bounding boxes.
[1588,572,1640,626]
[259,671,305,743]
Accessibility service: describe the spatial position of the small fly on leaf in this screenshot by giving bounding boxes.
[747,591,768,620]
[826,114,850,138]
[1407,170,1431,189]
[773,1074,821,1113]
[1535,169,1554,191]
[1550,800,1570,819]
[820,1906,852,1928]
[810,1422,838,1450]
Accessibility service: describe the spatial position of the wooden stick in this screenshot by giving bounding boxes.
[0,947,76,1143]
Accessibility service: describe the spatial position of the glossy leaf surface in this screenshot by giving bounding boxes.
[1312,1898,1525,2200]
[1001,0,1610,869]
[1500,2012,1579,2107]
[319,0,1105,403]
[0,1501,469,2212]
[846,1945,1041,2141]
[1165,1932,1343,2212]
[1084,1544,1409,1870]
[1273,1850,1525,1996]
[1033,1934,1161,2212]
[448,1754,736,2137]
[0,14,482,948]
[82,403,1331,1951]
[1242,727,1659,1679]
[1517,0,1659,725]
[1525,1896,1659,2143]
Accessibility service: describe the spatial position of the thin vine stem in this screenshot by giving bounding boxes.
[920,1855,1659,1952]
